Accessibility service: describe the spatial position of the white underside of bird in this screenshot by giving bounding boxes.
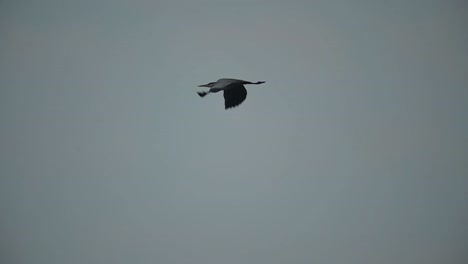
[197,78,265,109]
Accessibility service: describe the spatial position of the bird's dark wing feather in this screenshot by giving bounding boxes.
[223,83,247,109]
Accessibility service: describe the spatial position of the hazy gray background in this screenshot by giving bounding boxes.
[1,1,467,263]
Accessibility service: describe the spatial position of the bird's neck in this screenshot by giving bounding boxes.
[243,81,264,85]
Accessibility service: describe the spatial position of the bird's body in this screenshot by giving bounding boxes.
[197,78,265,109]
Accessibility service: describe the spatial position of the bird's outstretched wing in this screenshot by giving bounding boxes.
[223,83,247,109]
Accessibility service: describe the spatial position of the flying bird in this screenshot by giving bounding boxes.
[197,78,265,109]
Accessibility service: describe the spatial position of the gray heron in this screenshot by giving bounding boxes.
[197,78,265,109]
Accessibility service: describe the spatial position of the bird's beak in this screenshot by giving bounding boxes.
[198,83,210,87]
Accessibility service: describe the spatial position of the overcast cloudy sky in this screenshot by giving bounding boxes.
[1,1,467,263]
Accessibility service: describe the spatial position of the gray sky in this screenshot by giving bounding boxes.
[1,1,468,263]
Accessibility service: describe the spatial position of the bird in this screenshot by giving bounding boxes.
[197,78,265,109]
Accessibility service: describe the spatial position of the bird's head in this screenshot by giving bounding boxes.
[198,82,216,87]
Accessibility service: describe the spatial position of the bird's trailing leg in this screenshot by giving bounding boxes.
[197,91,210,97]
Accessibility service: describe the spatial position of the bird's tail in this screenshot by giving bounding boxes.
[197,91,209,97]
